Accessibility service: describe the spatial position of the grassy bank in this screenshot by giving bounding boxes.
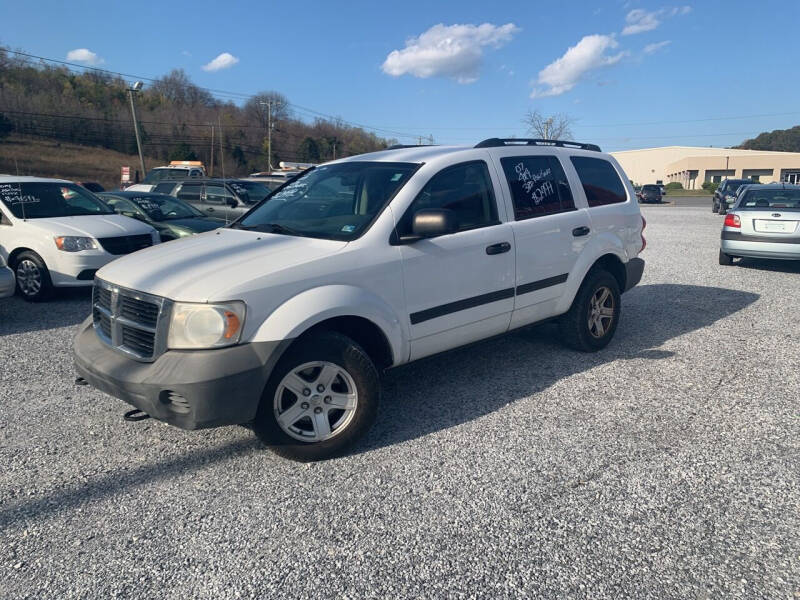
[0,134,160,189]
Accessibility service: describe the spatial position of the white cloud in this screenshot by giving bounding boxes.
[530,34,626,98]
[202,52,239,72]
[66,48,103,65]
[644,40,672,54]
[622,6,691,35]
[382,23,520,84]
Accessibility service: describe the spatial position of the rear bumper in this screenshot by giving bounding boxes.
[73,317,290,429]
[721,231,800,260]
[624,257,645,292]
[0,265,15,298]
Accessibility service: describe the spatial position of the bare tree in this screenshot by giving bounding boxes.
[523,109,574,140]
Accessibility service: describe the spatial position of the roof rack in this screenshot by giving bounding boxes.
[385,144,437,150]
[474,138,601,152]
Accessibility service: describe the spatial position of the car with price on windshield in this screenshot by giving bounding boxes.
[0,176,158,301]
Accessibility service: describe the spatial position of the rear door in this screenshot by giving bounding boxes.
[204,183,238,221]
[397,160,515,361]
[492,152,591,328]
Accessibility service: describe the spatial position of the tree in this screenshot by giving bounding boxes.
[739,125,800,152]
[298,137,321,163]
[0,113,14,139]
[168,142,197,161]
[232,145,247,169]
[523,109,574,140]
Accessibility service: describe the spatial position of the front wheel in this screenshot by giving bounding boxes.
[558,269,621,352]
[14,251,53,301]
[253,332,380,461]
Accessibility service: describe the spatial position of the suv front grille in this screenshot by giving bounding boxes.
[97,234,153,255]
[92,279,170,361]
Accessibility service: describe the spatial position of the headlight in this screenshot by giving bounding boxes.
[54,236,97,252]
[167,301,246,349]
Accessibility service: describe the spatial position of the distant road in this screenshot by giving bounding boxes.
[644,196,710,208]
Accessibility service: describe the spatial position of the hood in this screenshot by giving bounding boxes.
[96,228,348,301]
[160,217,224,234]
[22,214,154,238]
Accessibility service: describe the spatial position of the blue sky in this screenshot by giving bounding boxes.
[2,0,799,150]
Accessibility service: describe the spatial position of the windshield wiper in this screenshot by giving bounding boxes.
[232,222,301,235]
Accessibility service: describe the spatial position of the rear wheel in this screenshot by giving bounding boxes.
[253,332,380,461]
[558,269,621,352]
[718,249,734,266]
[14,251,53,302]
[718,202,727,215]
[712,199,718,212]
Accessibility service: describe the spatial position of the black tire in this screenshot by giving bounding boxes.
[718,202,727,215]
[13,251,53,302]
[712,199,718,212]
[558,269,621,352]
[718,249,734,266]
[253,332,380,462]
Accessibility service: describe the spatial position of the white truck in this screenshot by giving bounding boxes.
[74,139,645,461]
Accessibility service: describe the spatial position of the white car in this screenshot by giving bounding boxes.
[0,176,159,301]
[0,254,14,298]
[74,138,645,461]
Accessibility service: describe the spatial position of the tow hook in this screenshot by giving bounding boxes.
[75,376,88,386]
[123,409,150,422]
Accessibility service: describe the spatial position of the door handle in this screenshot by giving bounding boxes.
[486,242,511,255]
[206,207,215,212]
[572,226,590,237]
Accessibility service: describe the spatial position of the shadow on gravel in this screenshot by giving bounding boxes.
[735,258,800,274]
[0,288,91,336]
[358,283,759,454]
[0,438,261,531]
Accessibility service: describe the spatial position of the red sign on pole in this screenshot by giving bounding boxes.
[121,166,131,183]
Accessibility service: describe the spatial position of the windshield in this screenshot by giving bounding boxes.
[0,182,114,219]
[130,194,204,220]
[642,185,659,192]
[236,162,418,240]
[738,188,800,211]
[229,181,272,204]
[143,168,191,184]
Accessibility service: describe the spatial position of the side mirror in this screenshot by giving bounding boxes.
[411,208,458,239]
[227,198,238,209]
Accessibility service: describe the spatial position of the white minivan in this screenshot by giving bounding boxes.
[0,176,159,301]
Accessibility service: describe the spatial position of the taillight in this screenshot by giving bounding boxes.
[724,213,741,228]
[640,215,647,251]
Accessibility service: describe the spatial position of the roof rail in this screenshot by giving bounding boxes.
[474,138,601,152]
[385,144,437,150]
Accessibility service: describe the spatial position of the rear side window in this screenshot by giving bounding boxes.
[500,156,575,220]
[176,183,202,202]
[398,161,498,234]
[570,157,627,207]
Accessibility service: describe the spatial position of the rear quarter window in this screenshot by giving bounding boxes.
[570,156,627,207]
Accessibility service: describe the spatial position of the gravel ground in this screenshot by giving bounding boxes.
[1,206,798,599]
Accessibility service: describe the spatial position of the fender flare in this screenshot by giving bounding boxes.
[556,234,628,314]
[250,284,407,365]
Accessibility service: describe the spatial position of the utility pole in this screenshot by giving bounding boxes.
[260,100,273,172]
[127,81,146,178]
[209,123,215,177]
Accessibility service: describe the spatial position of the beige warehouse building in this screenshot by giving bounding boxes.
[610,146,800,189]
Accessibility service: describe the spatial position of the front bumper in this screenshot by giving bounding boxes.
[50,252,118,287]
[73,317,290,429]
[624,257,645,292]
[0,265,15,298]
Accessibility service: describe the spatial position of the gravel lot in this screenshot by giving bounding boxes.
[1,206,798,599]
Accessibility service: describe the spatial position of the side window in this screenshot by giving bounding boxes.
[205,184,235,205]
[176,183,202,203]
[399,161,498,235]
[570,156,627,207]
[153,182,176,194]
[500,156,575,220]
[104,196,139,215]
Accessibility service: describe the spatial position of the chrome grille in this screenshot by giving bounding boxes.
[92,279,171,361]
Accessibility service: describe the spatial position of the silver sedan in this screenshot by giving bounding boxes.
[719,183,800,265]
[0,255,15,298]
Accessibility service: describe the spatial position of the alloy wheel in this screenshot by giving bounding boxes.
[16,259,42,297]
[587,286,615,338]
[273,361,358,442]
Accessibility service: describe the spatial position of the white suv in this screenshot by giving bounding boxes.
[74,139,645,461]
[0,177,159,301]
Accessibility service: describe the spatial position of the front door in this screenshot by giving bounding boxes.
[397,160,515,361]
